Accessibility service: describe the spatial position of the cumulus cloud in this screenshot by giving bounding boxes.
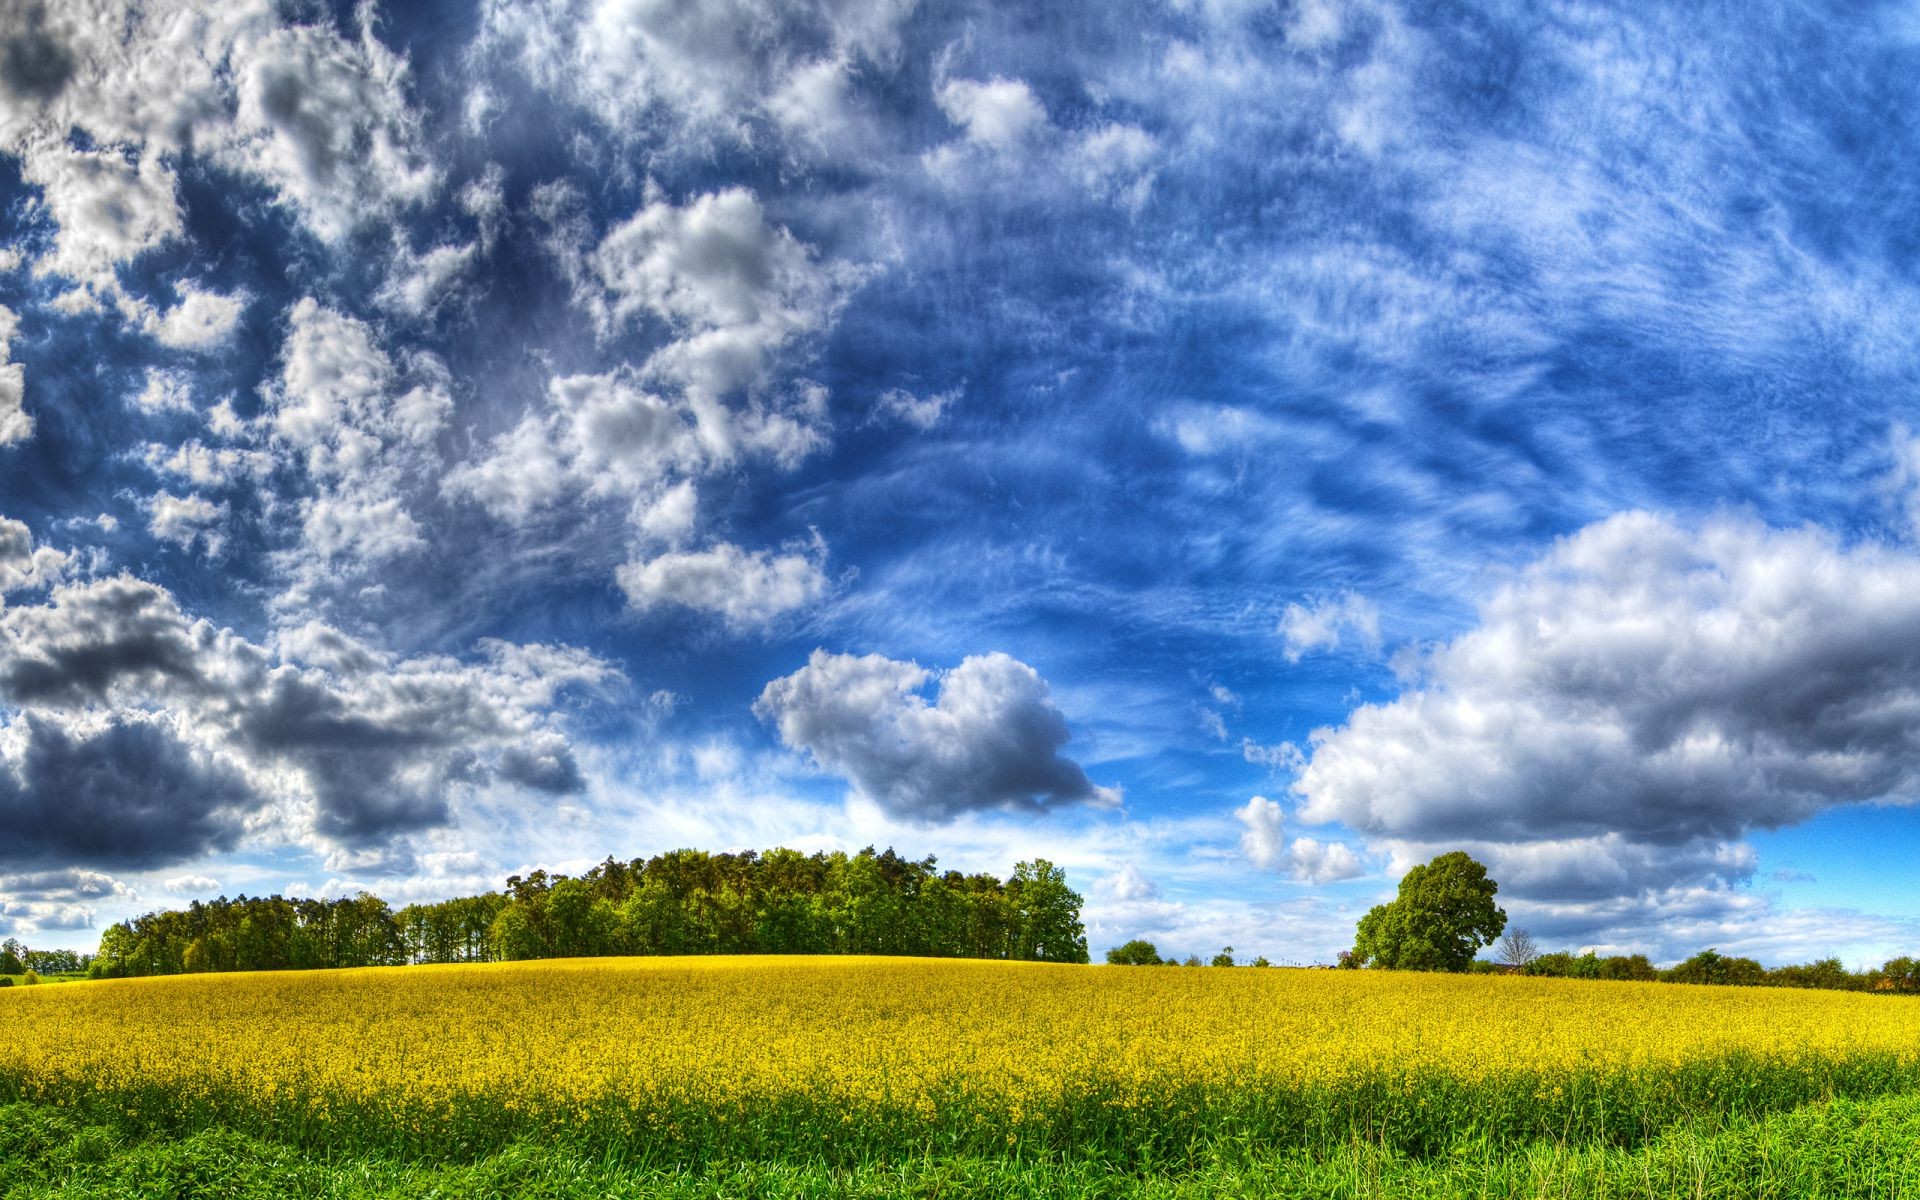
[129,367,192,415]
[618,540,828,629]
[583,187,851,400]
[1278,591,1381,661]
[876,386,956,429]
[0,1,436,319]
[1295,511,1920,900]
[0,570,617,857]
[258,298,452,602]
[0,517,64,597]
[20,139,181,290]
[449,191,849,629]
[0,714,256,870]
[936,76,1047,151]
[223,17,438,241]
[144,491,225,554]
[0,304,27,445]
[1235,795,1365,884]
[481,0,915,152]
[140,283,246,350]
[755,649,1115,820]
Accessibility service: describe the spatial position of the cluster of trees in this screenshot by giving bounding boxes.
[474,849,1087,963]
[1495,936,1920,993]
[0,939,92,977]
[93,893,411,977]
[1104,940,1276,967]
[89,847,1090,978]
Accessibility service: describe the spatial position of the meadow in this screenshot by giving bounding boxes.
[3,957,1919,1195]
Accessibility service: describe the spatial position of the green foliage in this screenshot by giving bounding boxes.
[0,937,23,976]
[1662,948,1766,987]
[93,893,410,979]
[94,847,1092,977]
[1351,851,1507,972]
[1209,947,1236,967]
[0,977,11,988]
[6,1091,1920,1199]
[1104,939,1162,966]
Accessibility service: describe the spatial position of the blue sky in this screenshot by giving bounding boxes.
[2,0,1918,966]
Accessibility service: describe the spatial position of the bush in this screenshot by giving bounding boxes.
[0,977,12,988]
[21,971,38,986]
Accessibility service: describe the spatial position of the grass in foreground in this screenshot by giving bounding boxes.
[4,957,1920,1166]
[4,1092,1920,1198]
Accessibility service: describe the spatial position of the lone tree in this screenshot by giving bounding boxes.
[1350,851,1506,972]
[1496,927,1540,971]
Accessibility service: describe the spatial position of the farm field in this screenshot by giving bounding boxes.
[3,957,1919,1196]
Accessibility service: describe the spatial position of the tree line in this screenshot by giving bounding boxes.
[87,847,1090,978]
[1109,850,1920,996]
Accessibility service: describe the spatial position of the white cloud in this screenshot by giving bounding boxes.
[0,304,27,445]
[1235,795,1364,884]
[162,873,219,894]
[225,18,438,242]
[259,299,451,600]
[618,540,828,629]
[145,491,226,555]
[480,0,916,152]
[877,386,956,430]
[129,367,192,414]
[1296,511,1920,901]
[376,239,478,317]
[755,649,1117,820]
[19,139,182,290]
[585,187,849,399]
[0,517,65,597]
[936,77,1047,151]
[0,1,436,324]
[142,283,246,350]
[1278,591,1381,661]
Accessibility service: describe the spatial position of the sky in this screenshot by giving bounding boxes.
[1,0,1919,967]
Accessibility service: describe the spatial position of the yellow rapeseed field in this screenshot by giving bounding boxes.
[2,957,1917,1158]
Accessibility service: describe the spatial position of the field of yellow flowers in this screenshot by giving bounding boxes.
[3,956,1918,1165]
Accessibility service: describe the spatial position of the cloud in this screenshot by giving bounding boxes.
[144,491,225,555]
[0,304,28,446]
[1295,511,1920,899]
[0,570,617,854]
[258,298,452,602]
[224,17,438,241]
[481,0,915,152]
[0,517,64,597]
[1235,795,1365,884]
[1278,591,1381,662]
[140,283,246,350]
[755,649,1115,821]
[876,386,956,430]
[128,367,192,415]
[935,77,1047,151]
[618,540,828,629]
[0,714,256,870]
[583,187,850,398]
[19,138,180,294]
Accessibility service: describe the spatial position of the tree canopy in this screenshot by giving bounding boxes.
[1351,851,1506,972]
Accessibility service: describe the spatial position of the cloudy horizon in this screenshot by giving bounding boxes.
[2,0,1917,967]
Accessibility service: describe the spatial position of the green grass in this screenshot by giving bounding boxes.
[4,1092,1920,1198]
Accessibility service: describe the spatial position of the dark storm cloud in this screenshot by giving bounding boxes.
[756,650,1115,821]
[0,575,224,707]
[0,573,609,850]
[0,715,254,870]
[1297,513,1920,898]
[0,3,74,104]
